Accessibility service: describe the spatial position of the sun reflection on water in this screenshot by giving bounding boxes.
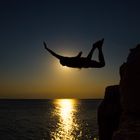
[51,99,79,140]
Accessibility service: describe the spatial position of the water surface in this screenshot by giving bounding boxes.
[0,99,101,140]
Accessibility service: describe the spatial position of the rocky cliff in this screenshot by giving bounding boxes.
[98,44,140,140]
[98,85,121,140]
[113,45,140,140]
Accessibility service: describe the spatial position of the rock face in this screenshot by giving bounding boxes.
[113,45,140,140]
[119,44,140,113]
[98,85,121,140]
[98,44,140,140]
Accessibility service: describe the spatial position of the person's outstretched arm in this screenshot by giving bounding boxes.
[43,41,63,60]
[43,41,47,50]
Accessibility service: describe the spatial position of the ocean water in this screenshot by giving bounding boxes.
[0,99,101,140]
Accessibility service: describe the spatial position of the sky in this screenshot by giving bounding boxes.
[0,0,140,99]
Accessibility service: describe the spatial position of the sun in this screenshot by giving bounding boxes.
[60,65,71,71]
[54,59,72,73]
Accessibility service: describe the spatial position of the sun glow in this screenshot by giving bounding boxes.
[60,65,71,71]
[53,59,73,73]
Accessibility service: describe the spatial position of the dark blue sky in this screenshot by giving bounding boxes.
[0,0,140,98]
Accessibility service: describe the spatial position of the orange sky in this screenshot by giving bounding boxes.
[1,57,119,99]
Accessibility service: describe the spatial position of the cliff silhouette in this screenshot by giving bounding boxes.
[98,44,140,140]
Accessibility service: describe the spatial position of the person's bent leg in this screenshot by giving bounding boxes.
[98,46,105,67]
[87,42,98,60]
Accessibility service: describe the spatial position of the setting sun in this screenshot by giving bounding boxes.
[53,59,74,73]
[60,65,71,71]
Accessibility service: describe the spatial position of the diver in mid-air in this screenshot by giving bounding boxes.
[43,38,105,69]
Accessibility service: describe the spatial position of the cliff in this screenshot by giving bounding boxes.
[98,44,140,140]
[98,85,121,140]
[113,45,140,140]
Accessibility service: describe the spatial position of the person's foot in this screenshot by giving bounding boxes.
[92,38,104,48]
[97,38,104,50]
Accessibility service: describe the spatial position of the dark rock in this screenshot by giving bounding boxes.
[113,44,140,140]
[98,44,140,140]
[119,44,140,113]
[98,85,121,140]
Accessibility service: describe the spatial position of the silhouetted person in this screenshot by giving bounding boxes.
[44,39,105,68]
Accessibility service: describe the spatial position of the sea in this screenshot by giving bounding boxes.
[0,99,102,140]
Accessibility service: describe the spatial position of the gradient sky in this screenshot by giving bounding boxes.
[0,0,140,98]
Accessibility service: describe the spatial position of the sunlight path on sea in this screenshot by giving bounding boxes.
[51,99,80,140]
